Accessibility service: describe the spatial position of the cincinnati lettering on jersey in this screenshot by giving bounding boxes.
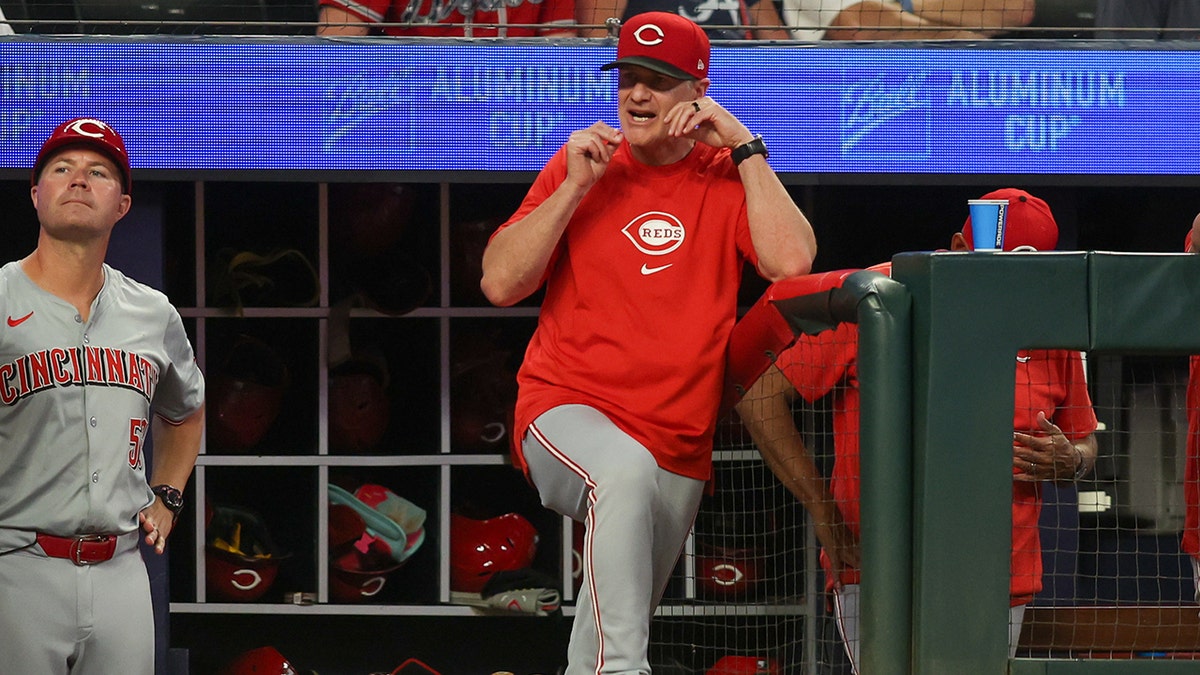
[0,346,160,405]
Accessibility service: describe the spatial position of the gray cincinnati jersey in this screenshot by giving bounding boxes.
[0,261,204,551]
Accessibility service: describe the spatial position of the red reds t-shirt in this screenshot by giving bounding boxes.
[779,262,1099,605]
[319,0,575,37]
[498,140,758,481]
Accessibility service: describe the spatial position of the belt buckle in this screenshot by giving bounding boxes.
[69,535,113,566]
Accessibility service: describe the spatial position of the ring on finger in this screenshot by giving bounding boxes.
[1029,461,1036,473]
[692,101,701,113]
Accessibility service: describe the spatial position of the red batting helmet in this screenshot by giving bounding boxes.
[206,504,289,602]
[694,542,765,600]
[218,646,299,675]
[328,483,427,603]
[450,512,539,594]
[207,334,289,452]
[693,496,773,600]
[706,656,780,675]
[328,502,405,603]
[327,183,432,316]
[330,546,404,603]
[33,117,132,193]
[328,183,415,261]
[328,356,390,453]
[450,336,517,453]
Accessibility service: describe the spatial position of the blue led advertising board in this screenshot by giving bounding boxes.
[1,37,1198,178]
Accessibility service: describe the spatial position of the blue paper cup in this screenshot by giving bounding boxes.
[967,199,1009,251]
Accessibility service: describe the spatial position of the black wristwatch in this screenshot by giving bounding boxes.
[152,484,184,518]
[731,134,768,166]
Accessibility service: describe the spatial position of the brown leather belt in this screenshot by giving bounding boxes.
[36,533,118,565]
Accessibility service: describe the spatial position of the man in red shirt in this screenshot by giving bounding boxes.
[481,12,816,673]
[738,188,1098,674]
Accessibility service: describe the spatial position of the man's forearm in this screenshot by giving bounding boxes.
[739,158,816,281]
[149,405,205,491]
[317,6,371,35]
[828,1,988,39]
[480,182,586,306]
[909,0,1035,31]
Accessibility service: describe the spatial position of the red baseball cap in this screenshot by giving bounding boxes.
[962,188,1058,252]
[32,118,131,193]
[601,12,710,81]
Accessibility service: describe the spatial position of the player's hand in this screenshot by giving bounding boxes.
[139,502,175,554]
[663,96,754,154]
[813,509,861,575]
[1012,411,1077,482]
[565,121,622,190]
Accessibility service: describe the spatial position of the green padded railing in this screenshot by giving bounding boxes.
[891,251,1200,675]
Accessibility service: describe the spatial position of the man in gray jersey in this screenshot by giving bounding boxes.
[0,118,205,675]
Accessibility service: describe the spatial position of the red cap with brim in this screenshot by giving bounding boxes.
[32,118,131,193]
[962,188,1058,252]
[601,12,710,81]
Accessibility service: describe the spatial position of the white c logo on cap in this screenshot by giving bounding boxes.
[634,23,665,46]
[65,119,110,139]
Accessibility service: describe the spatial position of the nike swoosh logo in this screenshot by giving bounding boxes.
[6,311,33,327]
[1016,355,1031,362]
[640,263,673,276]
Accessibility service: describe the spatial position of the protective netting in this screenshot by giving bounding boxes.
[701,308,1198,673]
[1020,353,1199,660]
[657,326,853,674]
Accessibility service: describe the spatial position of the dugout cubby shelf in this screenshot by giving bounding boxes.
[153,177,827,673]
[156,178,694,673]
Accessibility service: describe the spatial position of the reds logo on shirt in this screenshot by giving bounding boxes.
[621,211,686,256]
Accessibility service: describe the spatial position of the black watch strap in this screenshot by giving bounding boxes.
[152,484,184,516]
[731,134,768,166]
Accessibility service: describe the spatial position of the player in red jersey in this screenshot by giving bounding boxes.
[738,188,1098,674]
[480,12,815,673]
[1184,214,1200,608]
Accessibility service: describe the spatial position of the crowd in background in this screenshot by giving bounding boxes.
[311,0,1200,41]
[0,1,1198,40]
